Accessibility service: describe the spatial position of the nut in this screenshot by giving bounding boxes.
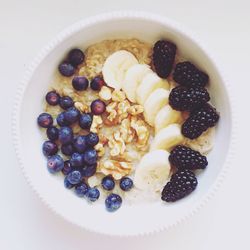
[90,115,103,133]
[95,143,106,157]
[99,160,132,180]
[111,89,126,102]
[108,131,126,157]
[74,102,89,112]
[99,86,112,101]
[128,105,144,115]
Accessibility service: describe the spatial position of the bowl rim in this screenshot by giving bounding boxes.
[12,10,236,237]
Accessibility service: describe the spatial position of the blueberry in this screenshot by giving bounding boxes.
[59,96,74,110]
[67,170,82,185]
[61,143,75,156]
[90,76,105,91]
[58,62,75,77]
[37,113,53,128]
[81,163,97,177]
[105,193,122,212]
[73,135,87,153]
[86,187,100,202]
[83,149,97,165]
[46,126,59,141]
[64,176,74,189]
[58,126,73,145]
[79,113,93,129]
[70,152,84,167]
[72,76,89,91]
[47,154,64,173]
[86,132,99,147]
[75,182,89,197]
[45,91,60,106]
[62,160,73,175]
[68,48,85,66]
[101,176,115,191]
[42,141,58,156]
[90,99,106,115]
[56,112,70,126]
[120,177,133,191]
[64,107,80,124]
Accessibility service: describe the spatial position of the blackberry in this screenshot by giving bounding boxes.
[182,103,219,139]
[152,40,176,78]
[161,169,198,202]
[169,86,210,111]
[169,145,208,170]
[173,61,209,88]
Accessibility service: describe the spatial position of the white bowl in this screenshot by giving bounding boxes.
[12,11,234,236]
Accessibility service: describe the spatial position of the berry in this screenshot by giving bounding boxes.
[86,132,99,147]
[46,126,59,141]
[105,194,122,212]
[169,145,208,170]
[81,163,97,177]
[64,176,74,189]
[73,135,87,153]
[45,91,60,106]
[72,76,89,91]
[83,149,97,165]
[64,107,80,124]
[67,170,82,185]
[90,99,106,115]
[101,176,115,191]
[79,113,93,129]
[61,143,75,156]
[47,155,64,173]
[173,61,209,88]
[59,96,74,110]
[75,182,89,197]
[169,86,210,111]
[37,113,53,128]
[182,103,219,139]
[120,177,133,191]
[58,62,75,77]
[86,187,100,202]
[42,141,58,156]
[152,40,177,78]
[68,48,85,66]
[62,160,73,175]
[56,112,70,126]
[58,126,73,145]
[161,169,198,202]
[90,76,105,91]
[70,152,84,167]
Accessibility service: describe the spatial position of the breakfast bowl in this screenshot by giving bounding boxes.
[12,11,234,236]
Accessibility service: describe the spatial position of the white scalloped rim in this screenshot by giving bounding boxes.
[12,11,236,237]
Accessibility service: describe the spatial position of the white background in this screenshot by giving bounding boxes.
[1,0,249,249]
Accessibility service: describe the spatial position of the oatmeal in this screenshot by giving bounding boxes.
[37,38,219,211]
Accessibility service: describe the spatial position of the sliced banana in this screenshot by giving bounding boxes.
[102,50,138,90]
[155,105,183,133]
[143,88,170,126]
[136,72,169,105]
[151,123,184,151]
[134,150,171,191]
[122,64,151,102]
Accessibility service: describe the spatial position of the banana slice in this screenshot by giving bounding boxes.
[122,64,151,102]
[136,72,169,105]
[143,88,170,126]
[134,150,171,191]
[102,50,138,90]
[155,105,183,133]
[151,124,184,151]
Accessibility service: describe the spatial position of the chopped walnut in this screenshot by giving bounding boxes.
[108,131,126,157]
[128,105,144,115]
[95,143,105,157]
[111,89,126,102]
[74,102,89,112]
[99,160,132,180]
[90,115,103,133]
[99,86,112,101]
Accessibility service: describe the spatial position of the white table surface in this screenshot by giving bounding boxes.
[1,0,249,249]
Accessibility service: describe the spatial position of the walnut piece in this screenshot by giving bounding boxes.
[90,115,103,133]
[99,86,112,101]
